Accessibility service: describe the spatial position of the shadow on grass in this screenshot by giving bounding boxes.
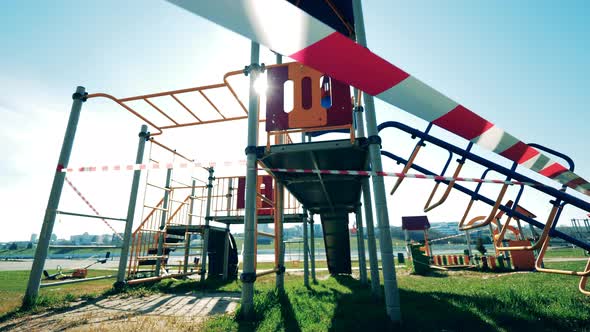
[329,276,589,332]
[118,275,240,295]
[235,289,301,332]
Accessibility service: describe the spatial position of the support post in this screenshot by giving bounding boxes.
[275,181,285,290]
[303,212,310,287]
[241,41,261,320]
[309,214,316,283]
[116,124,148,285]
[362,179,381,296]
[223,224,230,280]
[465,230,473,262]
[183,179,197,274]
[155,168,173,276]
[201,167,215,282]
[23,86,86,306]
[355,206,368,284]
[353,0,402,322]
[275,51,286,292]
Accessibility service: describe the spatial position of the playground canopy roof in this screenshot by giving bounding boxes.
[401,216,431,231]
[287,0,355,37]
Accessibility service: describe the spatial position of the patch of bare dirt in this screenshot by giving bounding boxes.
[0,292,239,331]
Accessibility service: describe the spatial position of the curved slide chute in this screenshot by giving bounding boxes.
[167,0,590,197]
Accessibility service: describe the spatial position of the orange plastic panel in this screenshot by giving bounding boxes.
[508,240,536,270]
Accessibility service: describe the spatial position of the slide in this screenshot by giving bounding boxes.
[320,212,352,274]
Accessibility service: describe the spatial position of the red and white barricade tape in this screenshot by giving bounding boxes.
[58,161,547,188]
[64,177,124,240]
[57,160,247,173]
[258,168,542,187]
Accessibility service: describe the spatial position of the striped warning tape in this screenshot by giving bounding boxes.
[259,168,542,187]
[64,177,124,240]
[59,161,546,187]
[57,160,247,173]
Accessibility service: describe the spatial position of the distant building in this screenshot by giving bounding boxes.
[30,233,38,243]
[430,222,460,236]
[70,232,93,245]
[111,233,124,245]
[100,234,112,244]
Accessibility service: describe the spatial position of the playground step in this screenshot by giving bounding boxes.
[166,226,189,236]
[165,236,185,243]
[147,247,174,255]
[320,212,352,275]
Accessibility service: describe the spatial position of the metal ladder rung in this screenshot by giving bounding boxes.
[137,255,167,260]
[144,205,169,211]
[146,183,171,192]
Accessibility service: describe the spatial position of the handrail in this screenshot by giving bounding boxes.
[424,161,466,213]
[166,195,191,225]
[497,203,561,251]
[377,121,590,213]
[380,148,590,251]
[534,230,590,276]
[579,259,590,295]
[458,183,510,231]
[150,138,195,164]
[390,123,432,195]
[133,197,165,237]
[493,190,533,247]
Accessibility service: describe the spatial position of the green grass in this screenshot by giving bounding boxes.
[0,248,113,257]
[0,269,115,319]
[2,260,590,331]
[201,261,590,331]
[543,246,589,258]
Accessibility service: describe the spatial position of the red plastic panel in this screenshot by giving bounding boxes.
[265,63,352,131]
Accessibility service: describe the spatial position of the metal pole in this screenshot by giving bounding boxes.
[183,179,197,274]
[155,168,172,276]
[275,51,286,291]
[309,214,316,283]
[353,0,401,322]
[275,181,285,290]
[241,41,261,320]
[362,179,381,296]
[201,167,214,282]
[23,86,86,306]
[223,224,230,280]
[116,124,148,285]
[355,207,368,284]
[465,230,473,261]
[356,84,380,294]
[303,212,310,287]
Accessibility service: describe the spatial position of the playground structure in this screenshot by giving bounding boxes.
[22,0,590,324]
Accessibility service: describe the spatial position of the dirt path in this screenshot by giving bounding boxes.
[0,292,239,331]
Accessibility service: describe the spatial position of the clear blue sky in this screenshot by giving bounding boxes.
[0,1,589,242]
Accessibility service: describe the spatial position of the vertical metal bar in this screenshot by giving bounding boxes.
[183,179,197,274]
[226,178,233,216]
[155,168,172,276]
[309,214,316,283]
[223,224,230,280]
[353,0,401,322]
[465,230,473,261]
[241,41,261,320]
[116,125,148,285]
[362,179,381,296]
[303,212,310,287]
[24,87,86,306]
[275,180,285,290]
[356,207,368,284]
[274,51,286,291]
[201,168,214,282]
